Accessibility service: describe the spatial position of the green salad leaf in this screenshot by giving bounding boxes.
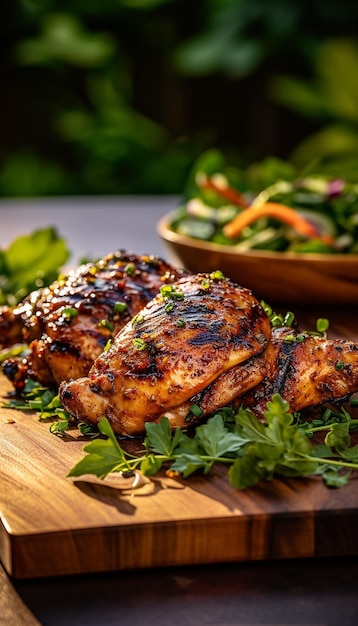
[172,150,358,254]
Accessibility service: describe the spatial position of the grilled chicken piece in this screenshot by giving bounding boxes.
[237,326,358,417]
[1,251,186,390]
[59,273,271,436]
[161,352,268,429]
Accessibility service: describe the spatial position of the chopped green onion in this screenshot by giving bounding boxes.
[124,263,135,276]
[132,338,147,351]
[160,285,184,299]
[189,403,203,417]
[209,270,225,280]
[97,319,114,331]
[131,313,144,326]
[114,301,128,314]
[62,307,78,319]
[316,318,329,334]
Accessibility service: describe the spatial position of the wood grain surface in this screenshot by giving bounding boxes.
[1,311,358,579]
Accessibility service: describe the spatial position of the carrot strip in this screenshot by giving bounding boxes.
[223,201,320,239]
[197,174,247,208]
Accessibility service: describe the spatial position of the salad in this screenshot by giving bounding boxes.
[170,152,358,254]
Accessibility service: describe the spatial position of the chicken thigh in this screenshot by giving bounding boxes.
[1,251,186,390]
[59,273,271,436]
[237,326,358,417]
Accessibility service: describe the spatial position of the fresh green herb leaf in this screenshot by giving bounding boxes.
[67,395,358,489]
[145,417,185,456]
[67,417,133,479]
[195,414,246,458]
[335,444,358,462]
[324,422,351,451]
[2,379,72,431]
[171,452,211,477]
[314,464,351,488]
[49,419,70,436]
[140,454,164,476]
[78,422,100,438]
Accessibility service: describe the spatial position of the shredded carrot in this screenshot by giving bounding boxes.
[196,175,335,245]
[223,201,322,240]
[197,174,247,208]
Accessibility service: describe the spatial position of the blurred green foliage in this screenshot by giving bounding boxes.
[0,227,69,305]
[1,0,357,197]
[270,38,358,179]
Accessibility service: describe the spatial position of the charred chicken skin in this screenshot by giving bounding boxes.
[2,247,358,436]
[59,273,271,436]
[60,269,358,436]
[0,251,186,391]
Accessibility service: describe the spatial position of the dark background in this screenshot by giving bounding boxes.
[1,0,358,196]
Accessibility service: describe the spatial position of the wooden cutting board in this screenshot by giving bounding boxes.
[1,371,358,580]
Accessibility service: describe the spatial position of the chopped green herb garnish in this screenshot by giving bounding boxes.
[62,307,78,319]
[260,301,296,328]
[2,380,72,434]
[103,339,112,352]
[160,284,184,300]
[78,422,100,438]
[188,404,203,418]
[49,419,70,436]
[97,319,114,331]
[132,337,147,351]
[201,278,211,289]
[316,318,330,334]
[114,301,128,314]
[124,263,135,276]
[209,270,225,280]
[131,313,144,326]
[335,360,346,370]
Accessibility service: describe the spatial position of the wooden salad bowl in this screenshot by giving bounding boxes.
[157,212,358,307]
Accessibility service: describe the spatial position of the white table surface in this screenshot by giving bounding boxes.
[0,195,178,263]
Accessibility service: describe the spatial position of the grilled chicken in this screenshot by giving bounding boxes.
[237,326,358,417]
[59,273,271,436]
[3,247,358,436]
[161,352,268,428]
[0,251,186,390]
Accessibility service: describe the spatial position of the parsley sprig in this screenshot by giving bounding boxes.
[3,378,101,437]
[67,394,358,489]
